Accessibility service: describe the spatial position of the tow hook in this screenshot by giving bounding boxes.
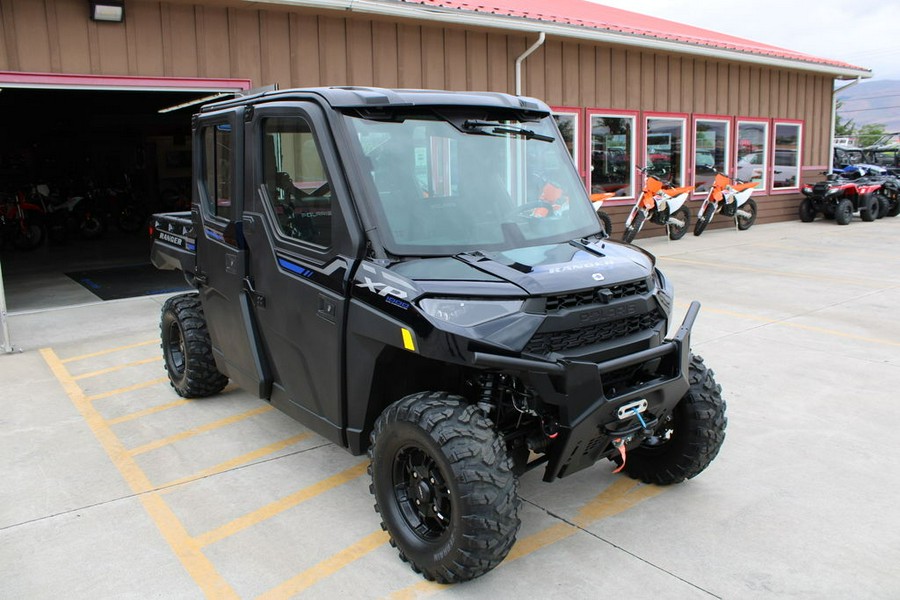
[611,435,633,474]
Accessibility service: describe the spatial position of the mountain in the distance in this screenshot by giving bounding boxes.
[835,79,900,134]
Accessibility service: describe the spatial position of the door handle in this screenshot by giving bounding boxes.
[243,277,266,308]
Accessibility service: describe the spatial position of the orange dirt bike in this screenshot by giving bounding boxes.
[590,192,614,235]
[693,172,759,236]
[622,166,693,244]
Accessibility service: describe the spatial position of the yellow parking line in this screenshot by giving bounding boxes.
[195,461,368,548]
[389,478,664,599]
[60,339,159,364]
[159,432,313,490]
[85,377,171,402]
[73,356,162,380]
[106,399,191,426]
[257,530,390,600]
[128,405,274,456]
[40,347,239,598]
[659,255,892,288]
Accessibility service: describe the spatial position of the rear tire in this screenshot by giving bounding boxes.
[736,198,757,230]
[666,206,690,240]
[799,198,816,222]
[160,294,228,398]
[834,198,853,225]
[369,392,520,583]
[623,355,726,485]
[860,195,879,222]
[596,209,613,236]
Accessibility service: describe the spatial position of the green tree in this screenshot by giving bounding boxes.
[835,100,856,137]
[857,123,887,147]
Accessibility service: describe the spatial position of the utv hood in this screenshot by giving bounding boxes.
[391,240,654,297]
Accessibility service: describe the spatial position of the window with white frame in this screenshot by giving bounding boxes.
[693,119,730,193]
[589,113,635,196]
[772,122,802,189]
[646,116,686,186]
[736,120,769,189]
[552,111,579,171]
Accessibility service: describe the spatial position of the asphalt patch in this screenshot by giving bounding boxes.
[66,263,191,301]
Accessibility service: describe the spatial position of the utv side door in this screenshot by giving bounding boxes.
[240,102,360,446]
[193,110,265,395]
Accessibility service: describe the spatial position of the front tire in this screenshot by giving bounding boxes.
[666,206,690,240]
[623,355,726,485]
[160,294,228,398]
[693,202,716,236]
[369,392,520,583]
[799,198,816,222]
[622,206,645,244]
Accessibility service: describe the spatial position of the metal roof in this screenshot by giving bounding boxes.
[342,0,871,78]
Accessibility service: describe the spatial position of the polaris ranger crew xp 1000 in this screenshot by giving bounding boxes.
[150,87,726,583]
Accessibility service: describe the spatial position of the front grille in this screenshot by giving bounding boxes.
[813,182,830,194]
[524,310,664,355]
[545,279,650,312]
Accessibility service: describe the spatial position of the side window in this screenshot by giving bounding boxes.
[261,117,332,247]
[201,124,234,221]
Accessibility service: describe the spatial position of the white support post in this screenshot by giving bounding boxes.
[0,258,15,353]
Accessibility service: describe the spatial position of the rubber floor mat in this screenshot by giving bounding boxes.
[66,263,191,301]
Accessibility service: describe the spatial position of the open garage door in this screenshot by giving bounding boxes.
[0,73,250,344]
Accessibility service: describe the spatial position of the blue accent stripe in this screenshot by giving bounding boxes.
[205,228,224,241]
[278,258,314,279]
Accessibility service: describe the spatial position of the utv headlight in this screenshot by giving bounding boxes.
[419,298,524,327]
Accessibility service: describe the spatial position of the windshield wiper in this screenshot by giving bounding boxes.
[462,120,555,143]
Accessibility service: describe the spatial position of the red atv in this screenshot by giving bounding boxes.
[799,164,888,225]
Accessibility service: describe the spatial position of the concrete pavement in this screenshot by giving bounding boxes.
[2,219,899,599]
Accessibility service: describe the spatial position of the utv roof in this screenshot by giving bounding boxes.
[200,86,551,115]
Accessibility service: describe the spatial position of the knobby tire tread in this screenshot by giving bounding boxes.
[623,355,726,485]
[161,293,228,398]
[368,392,520,583]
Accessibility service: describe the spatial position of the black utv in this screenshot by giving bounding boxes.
[150,86,726,583]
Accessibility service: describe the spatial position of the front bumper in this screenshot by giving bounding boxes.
[473,301,699,481]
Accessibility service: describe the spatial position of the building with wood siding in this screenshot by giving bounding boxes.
[0,0,871,236]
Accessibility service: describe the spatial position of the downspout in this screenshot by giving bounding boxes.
[515,32,545,96]
[830,77,861,168]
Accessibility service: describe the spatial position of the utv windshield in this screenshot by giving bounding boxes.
[345,110,599,256]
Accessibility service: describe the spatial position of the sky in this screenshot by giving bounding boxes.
[589,0,900,82]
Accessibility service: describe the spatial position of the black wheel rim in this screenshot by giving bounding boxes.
[392,445,452,542]
[166,321,186,376]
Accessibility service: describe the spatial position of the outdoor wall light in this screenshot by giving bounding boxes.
[90,1,124,23]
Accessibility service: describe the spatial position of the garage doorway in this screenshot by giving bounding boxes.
[0,74,250,315]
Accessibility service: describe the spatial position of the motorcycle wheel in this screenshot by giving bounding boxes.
[693,202,716,236]
[666,207,690,241]
[80,215,106,240]
[736,199,757,230]
[13,219,45,251]
[117,205,145,233]
[596,209,613,236]
[622,206,644,244]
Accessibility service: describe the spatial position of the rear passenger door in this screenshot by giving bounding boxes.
[241,102,360,445]
[193,110,264,395]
